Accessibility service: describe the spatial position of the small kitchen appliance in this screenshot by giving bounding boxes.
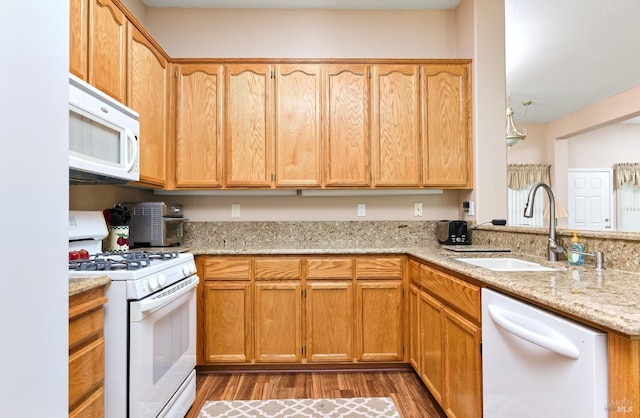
[124,202,184,247]
[68,210,198,418]
[436,220,471,245]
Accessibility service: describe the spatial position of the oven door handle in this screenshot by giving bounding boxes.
[131,276,199,321]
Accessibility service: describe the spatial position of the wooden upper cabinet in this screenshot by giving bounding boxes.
[274,64,323,187]
[224,64,274,187]
[324,64,371,187]
[175,64,223,188]
[69,0,89,80]
[127,24,169,188]
[422,63,472,188]
[88,0,127,104]
[371,64,421,187]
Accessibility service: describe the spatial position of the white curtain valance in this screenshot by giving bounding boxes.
[613,163,640,188]
[507,164,551,190]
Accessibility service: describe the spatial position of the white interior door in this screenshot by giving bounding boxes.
[567,170,612,231]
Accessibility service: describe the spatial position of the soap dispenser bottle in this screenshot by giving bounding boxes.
[568,231,585,266]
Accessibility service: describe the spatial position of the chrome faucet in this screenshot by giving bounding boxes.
[523,182,564,262]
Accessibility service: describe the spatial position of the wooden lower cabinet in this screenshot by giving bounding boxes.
[254,281,302,362]
[203,281,252,363]
[306,280,354,362]
[356,280,403,361]
[197,255,404,366]
[68,285,107,418]
[443,308,481,418]
[414,261,482,418]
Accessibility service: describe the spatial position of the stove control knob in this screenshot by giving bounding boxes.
[157,274,166,287]
[183,264,194,276]
[149,276,159,291]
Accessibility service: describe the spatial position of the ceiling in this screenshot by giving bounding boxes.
[142,0,640,124]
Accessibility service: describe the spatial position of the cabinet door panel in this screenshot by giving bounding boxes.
[419,289,444,404]
[224,64,273,187]
[408,283,420,371]
[443,308,481,418]
[70,0,89,80]
[356,280,403,361]
[306,281,354,362]
[203,282,252,363]
[422,64,472,188]
[89,0,127,104]
[275,64,322,187]
[175,64,223,188]
[371,65,421,186]
[128,25,169,187]
[325,64,370,186]
[255,282,302,362]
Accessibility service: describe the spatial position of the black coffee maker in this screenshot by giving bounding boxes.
[436,220,471,245]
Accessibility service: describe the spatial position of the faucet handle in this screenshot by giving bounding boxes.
[549,238,564,254]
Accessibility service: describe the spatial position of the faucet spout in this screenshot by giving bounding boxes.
[523,182,563,262]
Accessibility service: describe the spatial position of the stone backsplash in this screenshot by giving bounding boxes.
[184,220,439,249]
[472,225,640,273]
[183,221,640,273]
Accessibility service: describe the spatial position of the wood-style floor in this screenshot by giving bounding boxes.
[185,370,446,418]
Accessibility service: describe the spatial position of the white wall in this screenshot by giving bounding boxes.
[506,123,550,165]
[567,123,640,169]
[1,2,69,417]
[146,9,457,58]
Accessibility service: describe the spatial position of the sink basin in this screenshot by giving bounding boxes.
[455,257,558,272]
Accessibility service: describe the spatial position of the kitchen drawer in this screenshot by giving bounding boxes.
[307,258,353,279]
[69,386,104,418]
[356,256,403,279]
[204,257,251,280]
[69,307,104,350]
[420,265,480,322]
[69,336,105,409]
[255,258,301,280]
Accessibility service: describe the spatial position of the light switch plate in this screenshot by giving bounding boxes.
[231,204,240,218]
[357,203,366,217]
[414,202,423,217]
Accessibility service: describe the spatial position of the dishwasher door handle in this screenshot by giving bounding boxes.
[487,304,580,359]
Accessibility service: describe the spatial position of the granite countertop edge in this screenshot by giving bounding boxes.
[69,275,111,297]
[189,244,640,337]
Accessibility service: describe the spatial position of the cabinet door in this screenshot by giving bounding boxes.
[422,64,472,188]
[408,282,420,371]
[175,64,223,188]
[371,65,421,187]
[128,25,169,188]
[274,64,322,187]
[356,280,403,361]
[69,0,89,80]
[88,0,127,104]
[306,281,354,362]
[324,64,370,187]
[224,64,273,187]
[443,307,482,418]
[254,281,302,362]
[419,289,444,405]
[203,281,252,363]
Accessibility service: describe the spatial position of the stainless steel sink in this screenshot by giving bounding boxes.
[455,257,558,272]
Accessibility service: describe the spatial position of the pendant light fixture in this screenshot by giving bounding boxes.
[506,99,531,148]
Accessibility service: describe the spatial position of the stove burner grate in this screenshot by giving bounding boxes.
[68,250,180,271]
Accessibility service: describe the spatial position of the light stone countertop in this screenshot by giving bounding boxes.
[69,275,110,297]
[189,243,640,337]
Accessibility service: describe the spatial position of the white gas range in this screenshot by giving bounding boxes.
[69,211,199,418]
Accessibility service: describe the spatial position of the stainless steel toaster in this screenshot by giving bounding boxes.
[124,202,184,247]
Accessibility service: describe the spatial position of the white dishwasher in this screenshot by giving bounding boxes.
[482,289,608,418]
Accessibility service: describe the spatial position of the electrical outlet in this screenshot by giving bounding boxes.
[463,201,475,217]
[231,204,240,218]
[357,203,366,217]
[413,202,423,217]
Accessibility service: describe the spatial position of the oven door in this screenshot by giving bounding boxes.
[129,275,199,418]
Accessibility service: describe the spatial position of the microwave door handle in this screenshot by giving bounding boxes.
[124,128,138,172]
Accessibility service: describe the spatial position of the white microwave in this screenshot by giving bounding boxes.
[69,74,140,184]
